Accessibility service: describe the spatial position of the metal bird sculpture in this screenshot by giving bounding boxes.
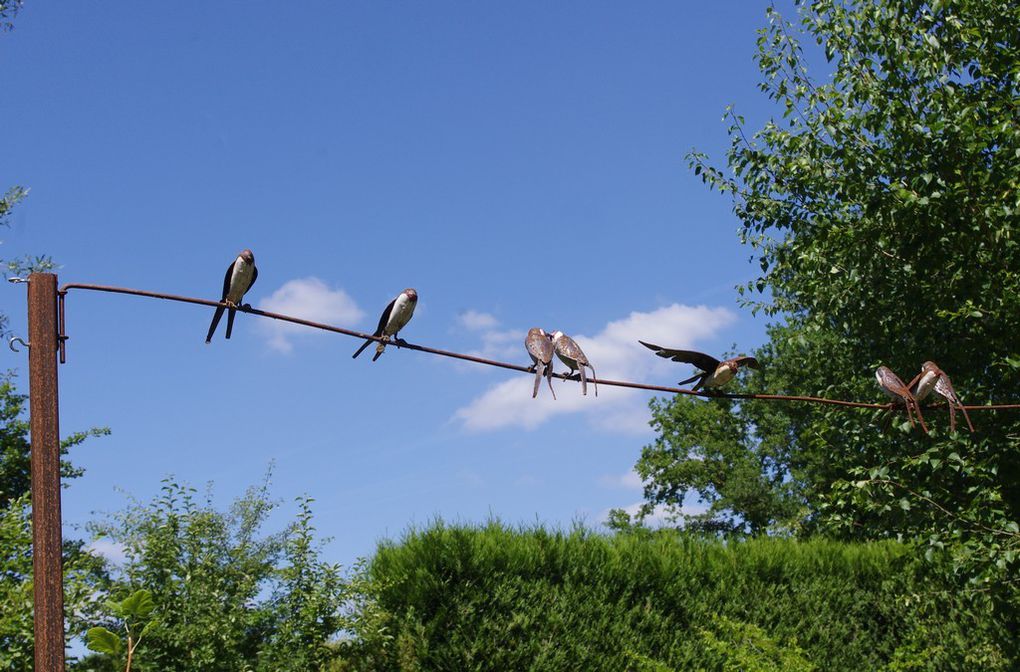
[551,331,597,396]
[875,365,929,434]
[525,328,557,400]
[638,341,759,391]
[908,361,975,433]
[353,288,418,362]
[206,249,258,343]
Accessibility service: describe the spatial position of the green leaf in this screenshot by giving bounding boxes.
[139,616,160,639]
[119,589,155,620]
[86,627,122,656]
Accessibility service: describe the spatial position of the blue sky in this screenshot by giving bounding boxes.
[1,2,795,567]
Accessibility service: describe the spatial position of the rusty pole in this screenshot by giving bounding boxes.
[28,273,65,671]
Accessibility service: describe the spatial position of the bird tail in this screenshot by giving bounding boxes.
[958,402,975,433]
[532,363,544,399]
[678,372,702,388]
[546,364,557,401]
[589,365,598,397]
[580,365,587,396]
[910,399,929,434]
[352,339,373,359]
[372,342,386,362]
[205,306,225,343]
[225,308,237,340]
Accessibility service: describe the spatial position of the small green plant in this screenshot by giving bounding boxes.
[86,589,157,672]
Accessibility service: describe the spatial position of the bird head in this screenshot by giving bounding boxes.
[550,330,565,342]
[921,360,940,374]
[403,288,418,302]
[239,249,255,264]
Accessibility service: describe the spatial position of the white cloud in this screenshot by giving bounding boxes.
[88,538,128,565]
[457,310,499,331]
[453,303,736,432]
[257,277,364,353]
[454,309,525,364]
[467,328,527,361]
[599,469,644,491]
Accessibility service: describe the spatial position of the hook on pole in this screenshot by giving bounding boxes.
[7,277,28,284]
[9,336,29,352]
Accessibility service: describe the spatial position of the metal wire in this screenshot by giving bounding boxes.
[58,282,1020,412]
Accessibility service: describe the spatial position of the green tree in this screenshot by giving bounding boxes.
[623,383,803,535]
[85,476,372,672]
[0,374,111,670]
[631,0,1020,610]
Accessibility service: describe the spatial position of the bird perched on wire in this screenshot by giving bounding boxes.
[206,249,258,343]
[638,341,759,391]
[525,328,557,400]
[551,331,597,396]
[907,361,974,433]
[875,365,929,434]
[353,288,418,362]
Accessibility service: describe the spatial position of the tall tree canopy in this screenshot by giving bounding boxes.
[629,0,1020,599]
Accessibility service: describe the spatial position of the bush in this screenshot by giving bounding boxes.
[350,521,1009,671]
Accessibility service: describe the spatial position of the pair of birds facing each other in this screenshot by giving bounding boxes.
[204,249,418,361]
[525,328,598,398]
[875,362,974,434]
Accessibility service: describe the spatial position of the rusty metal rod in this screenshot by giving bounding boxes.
[28,273,65,672]
[59,281,1020,412]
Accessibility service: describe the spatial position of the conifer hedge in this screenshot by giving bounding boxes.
[347,522,1009,671]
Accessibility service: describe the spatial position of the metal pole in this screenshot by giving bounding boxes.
[28,272,64,671]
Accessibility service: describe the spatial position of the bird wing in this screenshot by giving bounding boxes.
[557,337,588,365]
[730,356,761,370]
[933,373,960,404]
[220,261,234,300]
[935,373,975,432]
[638,341,719,371]
[877,367,912,399]
[375,298,396,337]
[526,332,553,363]
[247,264,258,293]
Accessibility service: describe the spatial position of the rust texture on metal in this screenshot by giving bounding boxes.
[59,281,1020,411]
[28,273,65,672]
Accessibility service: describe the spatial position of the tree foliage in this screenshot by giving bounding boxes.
[84,476,376,672]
